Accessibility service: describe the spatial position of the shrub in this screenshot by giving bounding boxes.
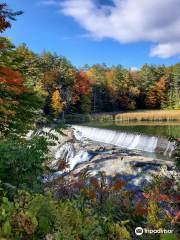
[0,171,179,240]
[0,190,57,239]
[0,136,49,190]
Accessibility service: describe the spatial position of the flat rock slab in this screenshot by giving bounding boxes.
[73,152,173,177]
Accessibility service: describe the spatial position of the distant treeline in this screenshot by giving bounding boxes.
[1,38,180,119]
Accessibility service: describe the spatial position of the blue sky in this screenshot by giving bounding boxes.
[4,0,180,69]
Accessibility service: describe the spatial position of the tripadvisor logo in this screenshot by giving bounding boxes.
[135,227,173,235]
[135,227,143,236]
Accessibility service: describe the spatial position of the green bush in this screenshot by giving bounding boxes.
[0,190,57,239]
[54,201,104,240]
[0,136,49,190]
[0,172,179,240]
[0,190,104,240]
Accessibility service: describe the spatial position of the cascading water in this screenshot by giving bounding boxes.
[46,143,93,181]
[73,125,174,155]
[164,141,174,157]
[54,143,92,171]
[54,143,75,164]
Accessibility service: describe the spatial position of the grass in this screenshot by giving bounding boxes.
[91,113,115,122]
[115,110,180,122]
[65,110,180,123]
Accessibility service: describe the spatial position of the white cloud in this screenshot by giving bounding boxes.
[58,0,180,58]
[150,42,180,58]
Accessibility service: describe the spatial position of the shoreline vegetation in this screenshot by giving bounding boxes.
[116,110,180,122]
[65,109,180,124]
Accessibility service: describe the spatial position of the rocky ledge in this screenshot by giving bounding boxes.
[46,127,179,190]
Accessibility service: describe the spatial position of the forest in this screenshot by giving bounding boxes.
[1,20,180,121]
[2,43,180,117]
[0,3,180,240]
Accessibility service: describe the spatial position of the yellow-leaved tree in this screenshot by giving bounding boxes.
[51,89,64,117]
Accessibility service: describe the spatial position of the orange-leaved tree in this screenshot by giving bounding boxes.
[145,77,167,109]
[72,71,92,113]
[0,4,42,136]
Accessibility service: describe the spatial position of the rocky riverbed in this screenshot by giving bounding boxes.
[46,127,178,190]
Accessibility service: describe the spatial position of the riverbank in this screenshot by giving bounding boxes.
[65,110,180,124]
[116,110,180,122]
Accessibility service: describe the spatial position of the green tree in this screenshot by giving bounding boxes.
[15,43,42,88]
[172,64,180,109]
[88,64,109,112]
[0,3,49,192]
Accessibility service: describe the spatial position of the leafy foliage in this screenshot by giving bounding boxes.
[0,5,43,137]
[51,89,64,117]
[0,173,179,240]
[0,136,49,189]
[0,3,22,33]
[0,66,43,136]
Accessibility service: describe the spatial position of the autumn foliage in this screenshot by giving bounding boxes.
[51,89,64,116]
[0,66,25,92]
[0,5,41,136]
[0,5,26,132]
[75,71,91,96]
[0,67,25,120]
[0,3,179,239]
[145,76,167,108]
[72,71,92,103]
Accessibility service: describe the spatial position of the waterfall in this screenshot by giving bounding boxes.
[73,125,174,155]
[51,143,92,172]
[54,143,75,163]
[163,141,175,157]
[70,150,91,170]
[45,143,93,182]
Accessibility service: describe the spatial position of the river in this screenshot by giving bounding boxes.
[73,121,180,160]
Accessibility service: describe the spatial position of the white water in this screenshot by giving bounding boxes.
[45,143,92,182]
[55,143,75,163]
[164,141,175,157]
[52,143,92,172]
[73,125,174,155]
[45,126,175,183]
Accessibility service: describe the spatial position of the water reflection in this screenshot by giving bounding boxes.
[86,121,180,138]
